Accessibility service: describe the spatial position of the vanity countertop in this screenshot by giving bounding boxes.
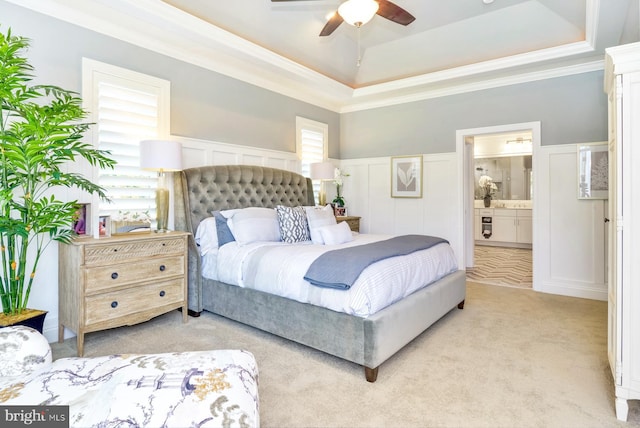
[474,200,532,209]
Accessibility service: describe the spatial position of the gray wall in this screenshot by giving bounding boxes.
[340,71,608,158]
[1,1,340,157]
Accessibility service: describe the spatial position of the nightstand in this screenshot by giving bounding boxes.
[336,216,361,232]
[58,231,190,356]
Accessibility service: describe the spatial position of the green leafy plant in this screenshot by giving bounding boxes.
[0,28,116,315]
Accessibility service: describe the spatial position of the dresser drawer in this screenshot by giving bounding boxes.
[84,278,184,325]
[84,255,184,294]
[84,237,185,266]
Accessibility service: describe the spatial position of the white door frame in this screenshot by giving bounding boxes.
[455,121,541,277]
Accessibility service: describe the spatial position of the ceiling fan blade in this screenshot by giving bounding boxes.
[319,12,344,36]
[376,0,416,26]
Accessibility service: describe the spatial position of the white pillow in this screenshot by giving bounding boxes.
[224,207,281,245]
[194,217,218,255]
[304,204,337,244]
[318,221,353,246]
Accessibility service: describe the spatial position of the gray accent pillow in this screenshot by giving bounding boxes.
[212,210,235,247]
[276,205,310,243]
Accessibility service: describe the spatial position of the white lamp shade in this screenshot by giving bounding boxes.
[310,162,335,180]
[338,0,379,26]
[139,140,183,171]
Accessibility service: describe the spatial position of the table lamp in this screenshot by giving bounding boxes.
[140,140,183,232]
[310,161,335,205]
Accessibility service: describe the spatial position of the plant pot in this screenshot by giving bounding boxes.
[0,309,48,334]
[483,196,491,207]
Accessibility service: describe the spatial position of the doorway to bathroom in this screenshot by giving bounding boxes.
[456,122,541,290]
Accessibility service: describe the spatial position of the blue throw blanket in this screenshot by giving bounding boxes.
[303,234,448,290]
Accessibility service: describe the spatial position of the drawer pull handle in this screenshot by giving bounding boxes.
[111,301,118,308]
[159,290,166,297]
[159,265,166,272]
[111,272,119,280]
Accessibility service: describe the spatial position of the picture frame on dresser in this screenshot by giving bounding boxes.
[73,203,90,236]
[391,155,423,198]
[577,142,608,199]
[98,215,111,237]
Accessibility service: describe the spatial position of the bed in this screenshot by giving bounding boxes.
[174,165,466,382]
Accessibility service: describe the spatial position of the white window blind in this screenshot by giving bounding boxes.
[83,59,170,223]
[97,82,158,218]
[296,117,328,202]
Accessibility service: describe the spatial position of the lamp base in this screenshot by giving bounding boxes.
[319,191,327,206]
[155,185,169,233]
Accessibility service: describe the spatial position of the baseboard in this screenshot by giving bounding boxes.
[536,280,607,301]
[475,241,532,249]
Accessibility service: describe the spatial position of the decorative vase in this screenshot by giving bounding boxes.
[0,309,48,334]
[483,195,491,207]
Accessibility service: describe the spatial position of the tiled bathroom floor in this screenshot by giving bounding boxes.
[466,245,533,288]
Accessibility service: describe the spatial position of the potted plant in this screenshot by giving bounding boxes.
[478,175,498,207]
[331,168,350,207]
[0,28,116,331]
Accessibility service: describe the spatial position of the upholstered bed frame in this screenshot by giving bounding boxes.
[174,165,466,382]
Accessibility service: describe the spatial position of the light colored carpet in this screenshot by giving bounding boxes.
[467,245,533,288]
[51,282,639,428]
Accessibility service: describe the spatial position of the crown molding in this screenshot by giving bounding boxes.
[341,60,605,113]
[7,0,603,113]
[352,41,595,99]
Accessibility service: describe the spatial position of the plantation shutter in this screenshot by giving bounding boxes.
[296,117,328,203]
[83,59,170,224]
[97,82,159,218]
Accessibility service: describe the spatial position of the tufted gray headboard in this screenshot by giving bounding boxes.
[173,165,315,312]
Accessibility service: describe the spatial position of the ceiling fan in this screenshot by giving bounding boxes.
[271,0,416,36]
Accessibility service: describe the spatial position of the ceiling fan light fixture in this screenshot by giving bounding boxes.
[338,0,379,27]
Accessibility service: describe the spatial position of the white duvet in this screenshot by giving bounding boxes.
[202,233,458,317]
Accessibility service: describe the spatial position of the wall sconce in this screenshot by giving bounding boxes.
[310,161,335,205]
[140,140,183,232]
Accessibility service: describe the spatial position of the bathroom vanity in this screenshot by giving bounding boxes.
[474,203,532,248]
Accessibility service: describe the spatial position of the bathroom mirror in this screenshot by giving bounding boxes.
[474,155,532,200]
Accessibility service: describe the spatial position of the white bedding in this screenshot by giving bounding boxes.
[202,233,458,317]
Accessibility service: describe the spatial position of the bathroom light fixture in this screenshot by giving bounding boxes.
[338,0,379,27]
[506,138,532,144]
[140,140,183,232]
[310,161,335,205]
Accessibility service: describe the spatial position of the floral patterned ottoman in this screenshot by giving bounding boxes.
[0,326,259,427]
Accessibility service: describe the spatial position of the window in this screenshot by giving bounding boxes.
[82,59,170,222]
[296,117,328,203]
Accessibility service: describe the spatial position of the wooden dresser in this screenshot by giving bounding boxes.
[58,231,189,356]
[336,215,361,232]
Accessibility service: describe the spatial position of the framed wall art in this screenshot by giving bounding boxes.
[391,155,423,198]
[577,143,608,199]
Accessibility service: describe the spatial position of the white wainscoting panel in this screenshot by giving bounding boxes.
[340,153,462,268]
[537,143,607,300]
[174,136,300,172]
